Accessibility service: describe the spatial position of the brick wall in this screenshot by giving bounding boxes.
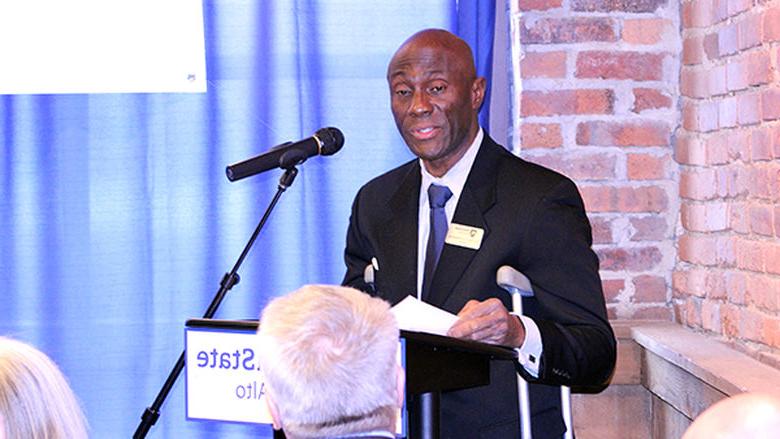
[674,0,780,367]
[511,0,681,320]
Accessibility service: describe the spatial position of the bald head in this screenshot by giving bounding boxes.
[683,392,780,439]
[388,29,477,80]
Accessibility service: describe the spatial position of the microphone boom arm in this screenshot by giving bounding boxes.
[133,166,299,438]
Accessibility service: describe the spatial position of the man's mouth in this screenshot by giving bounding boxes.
[410,126,439,140]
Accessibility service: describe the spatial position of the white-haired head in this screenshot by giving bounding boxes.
[683,392,780,439]
[257,285,402,438]
[0,336,88,439]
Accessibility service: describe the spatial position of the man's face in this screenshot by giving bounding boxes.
[387,43,484,176]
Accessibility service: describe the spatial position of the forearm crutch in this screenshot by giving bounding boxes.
[497,266,574,439]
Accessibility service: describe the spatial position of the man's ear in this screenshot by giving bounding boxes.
[471,76,487,110]
[395,363,406,408]
[265,393,283,431]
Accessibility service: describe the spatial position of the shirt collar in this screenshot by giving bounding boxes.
[419,127,483,196]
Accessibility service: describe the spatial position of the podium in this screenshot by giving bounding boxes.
[185,319,517,439]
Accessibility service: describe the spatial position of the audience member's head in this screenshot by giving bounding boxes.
[682,392,780,439]
[0,336,88,439]
[257,285,403,439]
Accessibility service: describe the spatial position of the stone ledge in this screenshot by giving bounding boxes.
[573,321,780,438]
[642,348,726,420]
[629,322,780,397]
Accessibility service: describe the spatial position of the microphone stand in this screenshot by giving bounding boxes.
[133,166,300,438]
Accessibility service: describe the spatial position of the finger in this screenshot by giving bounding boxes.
[448,317,485,338]
[447,319,473,338]
[473,298,506,317]
[456,299,482,317]
[457,298,503,319]
[460,310,518,344]
[448,312,506,340]
[460,321,507,344]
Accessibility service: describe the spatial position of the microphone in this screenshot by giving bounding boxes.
[226,127,344,181]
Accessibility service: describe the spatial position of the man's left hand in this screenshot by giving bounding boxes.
[447,298,526,347]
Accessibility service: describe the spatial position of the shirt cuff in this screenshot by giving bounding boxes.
[512,313,542,378]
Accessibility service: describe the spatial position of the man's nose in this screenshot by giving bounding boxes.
[409,90,432,116]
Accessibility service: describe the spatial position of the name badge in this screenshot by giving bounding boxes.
[445,223,484,250]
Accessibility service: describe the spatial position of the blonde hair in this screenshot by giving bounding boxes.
[0,336,88,439]
[257,285,399,438]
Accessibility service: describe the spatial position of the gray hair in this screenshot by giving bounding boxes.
[0,336,88,439]
[257,285,399,438]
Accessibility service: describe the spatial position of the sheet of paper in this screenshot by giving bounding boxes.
[391,295,458,336]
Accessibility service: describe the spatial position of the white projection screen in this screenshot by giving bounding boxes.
[0,0,206,94]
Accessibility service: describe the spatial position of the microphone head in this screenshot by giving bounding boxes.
[315,127,344,156]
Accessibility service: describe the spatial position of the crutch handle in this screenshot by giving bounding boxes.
[497,265,534,297]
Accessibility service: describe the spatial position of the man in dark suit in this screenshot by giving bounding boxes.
[342,29,616,438]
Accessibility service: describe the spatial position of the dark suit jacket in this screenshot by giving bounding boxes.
[343,135,616,439]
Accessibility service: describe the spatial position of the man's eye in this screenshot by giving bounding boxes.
[395,89,411,97]
[429,85,445,94]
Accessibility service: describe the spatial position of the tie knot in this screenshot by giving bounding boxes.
[428,184,452,209]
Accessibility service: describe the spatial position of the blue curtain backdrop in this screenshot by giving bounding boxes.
[0,1,495,437]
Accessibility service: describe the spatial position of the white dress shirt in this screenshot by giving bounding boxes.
[416,128,542,376]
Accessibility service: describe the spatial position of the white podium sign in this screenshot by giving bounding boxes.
[185,326,272,424]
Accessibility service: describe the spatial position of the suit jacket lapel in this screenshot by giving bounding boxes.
[378,162,420,304]
[426,136,502,307]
